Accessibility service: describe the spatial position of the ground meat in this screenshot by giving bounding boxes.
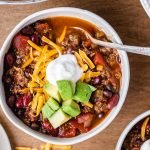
[81,105,94,113]
[62,32,81,50]
[35,22,50,35]
[8,66,28,87]
[94,101,108,114]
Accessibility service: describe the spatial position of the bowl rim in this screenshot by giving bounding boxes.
[116,110,150,150]
[0,7,130,145]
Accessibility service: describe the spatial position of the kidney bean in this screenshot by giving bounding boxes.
[103,90,112,98]
[31,34,39,45]
[42,119,58,137]
[7,95,15,108]
[5,53,14,67]
[16,97,23,108]
[105,83,114,92]
[66,47,73,54]
[21,26,34,35]
[107,94,119,109]
[22,93,31,107]
[16,93,31,108]
[91,77,101,85]
[13,34,30,54]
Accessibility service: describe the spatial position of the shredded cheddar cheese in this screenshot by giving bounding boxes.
[83,71,100,82]
[21,58,33,68]
[42,36,62,56]
[28,40,42,51]
[97,65,103,71]
[36,95,44,116]
[141,117,150,141]
[15,147,31,150]
[45,143,51,150]
[58,26,67,43]
[31,93,40,110]
[16,143,71,150]
[30,47,33,59]
[79,49,95,69]
[80,73,85,82]
[74,52,88,72]
[83,102,93,108]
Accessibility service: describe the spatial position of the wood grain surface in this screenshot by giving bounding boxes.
[0,0,150,149]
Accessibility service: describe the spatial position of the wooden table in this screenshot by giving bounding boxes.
[0,0,150,149]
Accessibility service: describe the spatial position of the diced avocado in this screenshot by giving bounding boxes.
[47,98,60,111]
[73,81,96,103]
[62,100,81,117]
[44,82,61,102]
[42,104,54,119]
[49,108,71,129]
[88,85,97,92]
[57,80,73,101]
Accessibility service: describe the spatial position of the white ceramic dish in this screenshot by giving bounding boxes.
[116,110,150,150]
[0,125,11,150]
[0,7,130,145]
[140,0,150,17]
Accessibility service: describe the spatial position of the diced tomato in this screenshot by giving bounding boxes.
[69,120,89,134]
[83,39,92,48]
[42,119,58,137]
[77,113,94,128]
[107,94,119,109]
[58,121,76,138]
[15,93,31,108]
[93,51,107,66]
[35,23,49,35]
[13,34,29,54]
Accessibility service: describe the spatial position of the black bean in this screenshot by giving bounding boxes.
[31,34,39,45]
[16,109,24,117]
[105,83,114,92]
[5,53,14,67]
[22,26,34,35]
[7,95,15,108]
[103,90,112,98]
[4,77,12,84]
[31,123,39,130]
[98,112,104,119]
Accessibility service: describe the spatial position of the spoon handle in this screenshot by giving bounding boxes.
[93,38,150,56]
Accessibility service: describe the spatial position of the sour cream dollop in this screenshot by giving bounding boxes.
[140,139,150,150]
[46,54,83,86]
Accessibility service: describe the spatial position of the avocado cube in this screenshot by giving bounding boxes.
[49,108,71,129]
[73,81,96,102]
[62,100,81,117]
[42,104,54,119]
[47,98,59,111]
[57,80,73,101]
[44,82,61,102]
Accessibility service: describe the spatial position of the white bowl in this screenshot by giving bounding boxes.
[116,110,150,150]
[0,7,130,145]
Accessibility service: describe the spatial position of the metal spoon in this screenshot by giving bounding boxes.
[0,0,47,4]
[72,27,150,56]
